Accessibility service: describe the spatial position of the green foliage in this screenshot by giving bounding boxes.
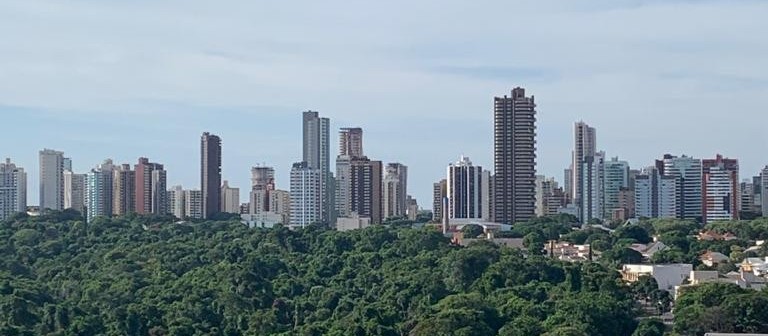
[674,283,768,335]
[0,215,645,335]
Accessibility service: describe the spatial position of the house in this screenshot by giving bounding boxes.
[544,241,599,263]
[621,264,693,292]
[740,257,768,276]
[677,269,767,300]
[745,240,765,254]
[452,232,525,249]
[697,230,738,241]
[700,251,730,267]
[629,241,669,260]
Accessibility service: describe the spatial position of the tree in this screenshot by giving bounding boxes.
[461,224,485,238]
[523,232,546,255]
[632,319,665,336]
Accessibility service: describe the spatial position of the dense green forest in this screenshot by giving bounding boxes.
[0,211,647,336]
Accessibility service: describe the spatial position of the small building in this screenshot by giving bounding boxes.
[697,230,738,241]
[452,232,524,249]
[629,241,669,261]
[700,251,730,267]
[241,213,284,229]
[336,214,372,232]
[544,241,598,263]
[622,264,693,292]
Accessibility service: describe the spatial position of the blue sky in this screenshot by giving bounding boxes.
[2,0,768,207]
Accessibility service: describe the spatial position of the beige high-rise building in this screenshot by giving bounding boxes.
[339,127,364,158]
[39,149,66,212]
[383,163,408,220]
[185,189,203,219]
[493,87,537,224]
[168,185,185,219]
[113,164,136,216]
[432,179,447,221]
[535,175,566,217]
[221,180,240,214]
[64,170,86,214]
[571,121,597,207]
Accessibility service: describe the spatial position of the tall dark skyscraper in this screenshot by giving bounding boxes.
[201,132,222,219]
[493,87,537,224]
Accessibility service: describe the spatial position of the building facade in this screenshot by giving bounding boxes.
[63,170,86,214]
[702,155,739,223]
[201,132,222,219]
[660,155,703,221]
[85,160,115,222]
[113,164,136,216]
[184,189,203,219]
[447,156,488,220]
[290,161,322,228]
[571,121,597,207]
[383,163,408,220]
[580,152,605,223]
[349,157,383,224]
[303,111,332,225]
[635,167,677,219]
[0,159,27,221]
[167,185,185,219]
[432,179,447,222]
[603,157,630,219]
[493,87,537,224]
[535,175,566,218]
[221,180,240,214]
[39,149,66,212]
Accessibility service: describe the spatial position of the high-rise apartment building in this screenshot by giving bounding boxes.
[63,170,86,214]
[113,164,136,216]
[168,185,185,219]
[571,121,597,206]
[603,157,630,219]
[303,111,332,224]
[201,132,222,219]
[535,176,566,218]
[635,167,676,219]
[85,159,115,222]
[249,166,275,214]
[563,168,573,202]
[270,189,291,225]
[383,163,408,220]
[660,155,703,221]
[493,87,537,224]
[761,167,768,217]
[350,158,383,224]
[339,127,364,158]
[221,180,240,214]
[432,179,447,221]
[290,161,322,229]
[184,189,203,219]
[0,159,27,221]
[447,156,488,220]
[39,149,66,212]
[617,187,636,219]
[580,152,605,223]
[702,155,739,223]
[135,157,167,215]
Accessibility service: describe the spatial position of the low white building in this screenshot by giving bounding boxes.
[621,264,693,291]
[336,214,372,232]
[242,213,284,229]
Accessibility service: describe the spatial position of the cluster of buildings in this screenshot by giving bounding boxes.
[2,86,768,229]
[531,121,768,225]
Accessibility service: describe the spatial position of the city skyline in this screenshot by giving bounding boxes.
[3,1,768,208]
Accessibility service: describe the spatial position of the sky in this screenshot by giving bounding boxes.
[2,0,768,209]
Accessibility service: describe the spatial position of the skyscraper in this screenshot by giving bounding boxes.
[201,132,222,219]
[135,157,168,215]
[761,166,768,218]
[63,170,86,214]
[339,127,364,158]
[447,156,487,220]
[290,161,321,228]
[0,158,27,221]
[383,163,408,220]
[494,87,537,224]
[303,111,332,224]
[113,164,136,216]
[603,157,630,219]
[660,154,703,221]
[221,180,240,214]
[250,166,276,215]
[350,157,383,224]
[39,149,66,212]
[85,159,115,222]
[571,121,597,206]
[184,189,203,219]
[580,152,605,223]
[168,185,185,219]
[635,167,676,219]
[702,155,739,223]
[432,179,447,222]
